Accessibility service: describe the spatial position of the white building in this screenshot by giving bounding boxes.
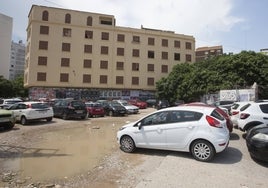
[9,40,26,80]
[0,13,13,79]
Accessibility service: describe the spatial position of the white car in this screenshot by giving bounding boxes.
[230,101,253,127]
[117,106,229,162]
[237,102,268,132]
[114,100,139,114]
[8,101,54,125]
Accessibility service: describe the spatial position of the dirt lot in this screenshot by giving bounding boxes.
[1,108,268,188]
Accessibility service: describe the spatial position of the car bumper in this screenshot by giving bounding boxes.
[246,140,268,162]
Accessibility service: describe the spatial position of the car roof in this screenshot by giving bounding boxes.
[158,105,215,113]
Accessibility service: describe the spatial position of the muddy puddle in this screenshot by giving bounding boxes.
[4,122,119,182]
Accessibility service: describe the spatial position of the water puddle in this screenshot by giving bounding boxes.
[4,123,119,182]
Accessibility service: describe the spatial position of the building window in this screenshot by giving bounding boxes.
[116,76,124,84]
[60,73,69,82]
[83,74,91,83]
[39,41,48,50]
[101,32,109,40]
[147,64,154,72]
[62,43,71,52]
[100,17,113,25]
[132,63,139,71]
[147,77,154,86]
[161,65,168,73]
[38,56,47,66]
[116,61,124,70]
[186,42,192,50]
[40,25,49,35]
[84,45,92,53]
[65,13,71,24]
[101,46,109,54]
[87,16,92,26]
[148,37,155,45]
[133,36,140,43]
[117,48,124,56]
[61,58,70,67]
[100,75,108,84]
[85,30,93,39]
[117,34,125,42]
[132,77,139,85]
[174,53,180,61]
[148,51,155,59]
[100,60,108,69]
[83,59,92,68]
[186,54,192,62]
[63,28,71,37]
[162,52,168,60]
[42,10,49,21]
[132,49,139,57]
[37,72,46,81]
[174,40,180,48]
[162,39,168,47]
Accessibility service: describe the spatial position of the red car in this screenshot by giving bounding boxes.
[182,102,233,133]
[128,99,147,109]
[85,102,105,117]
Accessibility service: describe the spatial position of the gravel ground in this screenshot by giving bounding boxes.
[1,108,268,188]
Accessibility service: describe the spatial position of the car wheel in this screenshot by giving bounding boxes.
[46,117,53,122]
[120,136,136,153]
[4,122,15,130]
[109,111,113,117]
[191,140,215,162]
[21,116,27,125]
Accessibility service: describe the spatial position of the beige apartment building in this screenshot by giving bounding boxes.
[25,5,195,100]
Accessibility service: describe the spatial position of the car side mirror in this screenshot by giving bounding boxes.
[137,122,142,130]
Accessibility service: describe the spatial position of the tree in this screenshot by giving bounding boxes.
[0,76,28,98]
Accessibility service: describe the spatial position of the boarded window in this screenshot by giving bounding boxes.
[116,61,124,70]
[162,65,168,73]
[83,74,91,83]
[87,16,92,26]
[40,25,49,34]
[147,64,154,72]
[133,36,140,43]
[132,77,139,85]
[174,40,180,48]
[132,49,139,57]
[148,37,155,45]
[83,59,92,68]
[117,34,125,42]
[100,75,108,84]
[132,63,139,71]
[101,46,109,54]
[61,58,70,67]
[186,42,192,50]
[62,43,71,52]
[100,60,108,69]
[63,28,71,37]
[38,56,47,66]
[162,39,168,47]
[117,48,124,56]
[37,72,46,81]
[162,52,168,60]
[85,30,93,39]
[60,73,69,82]
[39,41,48,50]
[148,51,154,59]
[147,77,154,86]
[116,76,124,84]
[84,45,92,53]
[65,13,71,24]
[186,54,192,62]
[101,32,109,40]
[42,11,48,21]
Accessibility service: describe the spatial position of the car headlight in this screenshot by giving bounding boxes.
[251,133,268,141]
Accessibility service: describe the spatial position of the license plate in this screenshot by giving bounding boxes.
[76,110,83,114]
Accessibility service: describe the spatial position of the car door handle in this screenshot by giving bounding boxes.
[263,117,268,120]
[188,126,194,129]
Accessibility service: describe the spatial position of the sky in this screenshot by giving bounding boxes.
[0,0,267,54]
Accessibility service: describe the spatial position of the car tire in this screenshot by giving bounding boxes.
[46,117,53,122]
[120,136,136,153]
[191,140,215,162]
[21,116,27,125]
[4,122,15,130]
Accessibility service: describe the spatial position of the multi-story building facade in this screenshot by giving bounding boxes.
[195,45,223,62]
[9,40,26,80]
[0,13,13,80]
[25,5,195,100]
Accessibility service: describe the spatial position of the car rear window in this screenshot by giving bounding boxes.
[259,104,268,114]
[31,103,50,109]
[71,101,85,107]
[240,103,251,111]
[211,109,225,121]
